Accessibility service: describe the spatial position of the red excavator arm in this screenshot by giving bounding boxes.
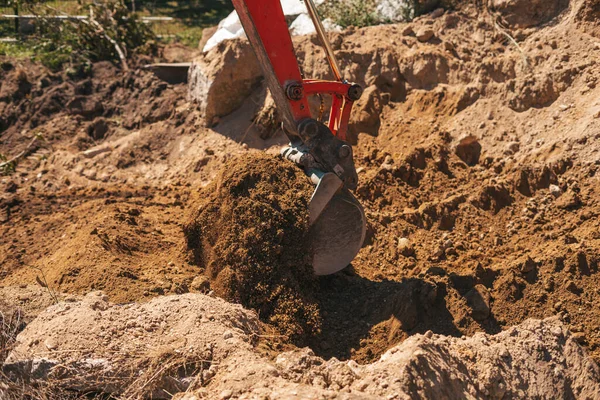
[231,0,362,141]
[231,0,366,275]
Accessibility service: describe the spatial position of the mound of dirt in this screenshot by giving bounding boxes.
[183,153,321,342]
[4,294,599,399]
[3,292,261,398]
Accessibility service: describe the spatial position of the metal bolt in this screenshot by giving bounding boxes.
[286,82,304,101]
[300,119,319,137]
[347,84,363,101]
[338,145,351,158]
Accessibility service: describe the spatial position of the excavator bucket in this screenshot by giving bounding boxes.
[308,173,366,275]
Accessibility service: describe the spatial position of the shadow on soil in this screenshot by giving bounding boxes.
[310,268,471,362]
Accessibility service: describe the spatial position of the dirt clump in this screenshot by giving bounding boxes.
[6,299,599,399]
[183,153,321,342]
[3,292,262,398]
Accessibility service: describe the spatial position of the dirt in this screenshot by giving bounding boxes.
[1,0,600,397]
[5,294,600,399]
[4,292,263,398]
[183,154,321,342]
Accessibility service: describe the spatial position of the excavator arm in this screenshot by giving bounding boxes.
[231,0,366,275]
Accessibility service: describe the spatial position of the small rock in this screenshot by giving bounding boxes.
[455,135,481,166]
[397,237,415,257]
[416,28,435,42]
[572,332,587,344]
[223,330,234,340]
[402,25,414,36]
[430,8,444,18]
[543,277,554,292]
[219,390,233,400]
[44,338,58,350]
[445,247,458,257]
[83,146,111,159]
[464,284,491,321]
[190,275,210,293]
[432,246,445,259]
[558,104,571,111]
[443,41,455,51]
[516,256,537,274]
[554,301,563,311]
[555,191,582,209]
[564,280,579,293]
[507,142,520,154]
[549,184,562,197]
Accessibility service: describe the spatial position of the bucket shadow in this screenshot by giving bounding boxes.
[310,269,464,361]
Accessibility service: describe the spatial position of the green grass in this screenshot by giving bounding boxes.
[0,41,35,58]
[0,1,233,47]
[133,0,232,45]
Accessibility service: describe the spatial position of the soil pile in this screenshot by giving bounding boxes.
[183,153,321,341]
[4,292,261,399]
[5,295,599,399]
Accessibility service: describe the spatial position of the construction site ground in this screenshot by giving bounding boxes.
[1,0,600,398]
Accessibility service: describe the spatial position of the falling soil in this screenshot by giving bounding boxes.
[183,154,321,342]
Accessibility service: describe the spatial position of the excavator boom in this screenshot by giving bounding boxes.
[231,0,366,275]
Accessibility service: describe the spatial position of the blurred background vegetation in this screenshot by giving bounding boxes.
[0,0,457,70]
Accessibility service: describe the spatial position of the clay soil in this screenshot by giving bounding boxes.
[2,0,600,385]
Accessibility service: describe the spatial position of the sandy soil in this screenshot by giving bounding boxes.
[1,0,600,397]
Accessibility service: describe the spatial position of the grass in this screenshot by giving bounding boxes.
[0,0,233,50]
[0,41,35,58]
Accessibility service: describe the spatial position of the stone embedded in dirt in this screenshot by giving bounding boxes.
[190,275,210,293]
[188,40,262,126]
[549,184,562,197]
[506,141,520,154]
[443,41,455,51]
[464,284,491,321]
[430,8,445,19]
[514,255,537,274]
[402,25,414,36]
[397,237,415,257]
[491,0,569,28]
[556,190,583,209]
[455,135,482,166]
[416,28,435,42]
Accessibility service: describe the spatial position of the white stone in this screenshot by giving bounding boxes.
[203,28,242,52]
[290,13,316,36]
[376,0,412,22]
[202,0,326,52]
[218,11,242,34]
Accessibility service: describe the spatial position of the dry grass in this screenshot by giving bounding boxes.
[0,306,212,399]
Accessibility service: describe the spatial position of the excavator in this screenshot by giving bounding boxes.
[230,0,367,276]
